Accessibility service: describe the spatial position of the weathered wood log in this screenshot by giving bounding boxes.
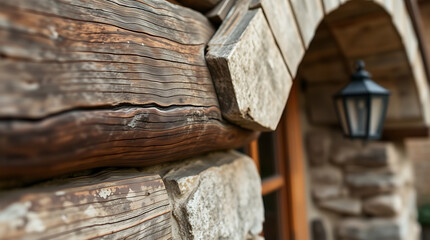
[206,9,292,131]
[0,171,171,239]
[0,106,257,181]
[0,0,258,181]
[0,0,215,118]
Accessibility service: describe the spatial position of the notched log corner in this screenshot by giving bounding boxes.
[206,8,292,131]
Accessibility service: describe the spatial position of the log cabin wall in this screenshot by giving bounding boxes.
[1,0,430,239]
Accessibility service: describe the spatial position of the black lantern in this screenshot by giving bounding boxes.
[334,61,390,139]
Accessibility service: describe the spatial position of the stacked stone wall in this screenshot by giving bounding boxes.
[306,130,420,240]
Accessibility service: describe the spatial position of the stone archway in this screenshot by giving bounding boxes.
[299,0,428,131]
[295,1,425,240]
[206,0,430,134]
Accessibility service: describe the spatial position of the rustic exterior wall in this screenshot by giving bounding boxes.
[305,129,420,240]
[0,150,264,240]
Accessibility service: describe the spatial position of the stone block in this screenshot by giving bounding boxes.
[206,9,292,131]
[332,141,397,167]
[346,170,402,196]
[310,166,342,185]
[353,143,398,167]
[163,150,264,240]
[312,184,346,201]
[306,130,332,165]
[330,136,361,165]
[337,217,407,240]
[318,197,361,216]
[363,194,402,217]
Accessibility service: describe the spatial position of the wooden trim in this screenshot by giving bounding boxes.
[382,126,430,140]
[284,82,310,240]
[247,140,261,172]
[276,114,294,240]
[261,175,285,195]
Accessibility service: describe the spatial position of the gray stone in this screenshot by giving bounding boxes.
[331,141,397,167]
[363,194,402,217]
[310,166,342,185]
[306,130,332,165]
[312,184,346,201]
[337,217,407,240]
[163,150,264,240]
[330,138,361,165]
[318,197,361,216]
[346,170,402,196]
[352,143,398,167]
[206,9,292,131]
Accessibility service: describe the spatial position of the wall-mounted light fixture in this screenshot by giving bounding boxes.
[333,61,390,139]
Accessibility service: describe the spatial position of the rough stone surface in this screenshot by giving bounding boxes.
[353,143,397,167]
[363,194,402,217]
[330,137,361,165]
[305,130,419,240]
[337,217,407,240]
[306,130,332,165]
[312,184,345,201]
[162,150,264,240]
[331,141,397,167]
[346,170,402,196]
[319,197,362,216]
[206,9,292,131]
[311,166,342,185]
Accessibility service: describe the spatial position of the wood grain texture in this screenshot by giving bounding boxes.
[0,0,259,180]
[0,0,215,118]
[0,106,257,181]
[207,9,292,131]
[0,171,171,240]
[328,11,403,59]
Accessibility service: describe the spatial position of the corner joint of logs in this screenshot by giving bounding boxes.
[206,8,292,131]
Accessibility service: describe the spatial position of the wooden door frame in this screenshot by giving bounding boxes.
[283,81,309,240]
[248,81,309,240]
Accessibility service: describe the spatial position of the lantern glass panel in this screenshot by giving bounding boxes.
[345,96,368,136]
[369,96,384,136]
[336,98,349,135]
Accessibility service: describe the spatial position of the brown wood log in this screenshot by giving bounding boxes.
[0,0,215,118]
[0,0,258,181]
[0,106,257,181]
[0,171,171,240]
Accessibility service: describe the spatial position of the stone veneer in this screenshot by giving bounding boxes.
[306,130,420,240]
